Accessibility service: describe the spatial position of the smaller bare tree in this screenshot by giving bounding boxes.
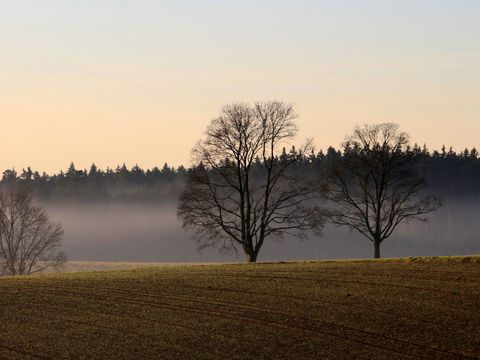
[0,190,66,275]
[323,123,441,258]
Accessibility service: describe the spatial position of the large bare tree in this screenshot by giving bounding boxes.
[323,123,441,258]
[178,101,324,262]
[0,190,65,275]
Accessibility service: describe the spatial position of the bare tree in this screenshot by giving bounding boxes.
[323,123,441,258]
[0,190,66,275]
[178,101,324,262]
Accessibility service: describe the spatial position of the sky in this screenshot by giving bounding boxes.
[1,0,479,173]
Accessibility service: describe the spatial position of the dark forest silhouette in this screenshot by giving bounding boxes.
[1,144,478,202]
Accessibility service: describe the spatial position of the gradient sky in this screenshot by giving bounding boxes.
[1,0,479,173]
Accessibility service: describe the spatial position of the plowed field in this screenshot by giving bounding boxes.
[0,257,479,359]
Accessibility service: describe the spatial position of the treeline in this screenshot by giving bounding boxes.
[1,144,479,202]
[0,163,187,202]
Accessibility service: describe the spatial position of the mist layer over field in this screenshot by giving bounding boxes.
[44,198,480,262]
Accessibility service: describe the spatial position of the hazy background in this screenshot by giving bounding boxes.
[44,199,480,263]
[1,1,479,262]
[1,0,479,172]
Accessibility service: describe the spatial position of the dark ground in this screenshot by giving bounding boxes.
[0,257,479,359]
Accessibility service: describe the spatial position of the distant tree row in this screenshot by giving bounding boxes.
[1,163,187,201]
[1,144,479,202]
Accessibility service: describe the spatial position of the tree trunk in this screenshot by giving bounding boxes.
[373,239,381,259]
[247,252,258,263]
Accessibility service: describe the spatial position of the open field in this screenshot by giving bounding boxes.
[48,261,216,273]
[0,258,479,359]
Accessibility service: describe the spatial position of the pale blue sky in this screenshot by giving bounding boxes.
[1,1,479,171]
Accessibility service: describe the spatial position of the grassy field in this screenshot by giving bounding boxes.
[0,257,479,359]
